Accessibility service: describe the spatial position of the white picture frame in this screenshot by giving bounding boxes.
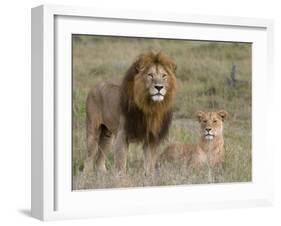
[31,4,274,221]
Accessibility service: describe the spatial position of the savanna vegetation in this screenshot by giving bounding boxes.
[72,35,252,190]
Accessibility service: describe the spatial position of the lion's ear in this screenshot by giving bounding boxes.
[165,56,177,73]
[217,110,228,121]
[170,62,177,73]
[135,59,144,73]
[134,53,150,73]
[156,51,177,73]
[195,111,205,122]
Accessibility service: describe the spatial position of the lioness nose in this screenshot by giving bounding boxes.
[155,85,163,91]
[205,128,211,132]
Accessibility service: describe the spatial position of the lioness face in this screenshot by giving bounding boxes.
[145,64,170,102]
[196,111,228,140]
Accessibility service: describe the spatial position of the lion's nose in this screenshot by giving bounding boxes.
[205,128,211,132]
[155,85,163,91]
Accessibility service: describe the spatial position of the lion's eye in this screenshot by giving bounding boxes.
[203,120,207,123]
[147,73,153,78]
[213,120,217,123]
[162,74,167,78]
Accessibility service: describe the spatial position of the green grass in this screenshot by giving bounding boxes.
[72,35,252,189]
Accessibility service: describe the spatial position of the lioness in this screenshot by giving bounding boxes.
[84,52,177,175]
[160,110,228,168]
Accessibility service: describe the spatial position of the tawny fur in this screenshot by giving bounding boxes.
[84,52,177,175]
[160,110,228,169]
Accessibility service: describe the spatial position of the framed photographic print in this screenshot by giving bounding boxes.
[31,4,274,221]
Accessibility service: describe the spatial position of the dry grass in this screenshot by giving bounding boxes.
[72,35,252,190]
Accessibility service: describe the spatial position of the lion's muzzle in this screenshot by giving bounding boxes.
[150,85,166,102]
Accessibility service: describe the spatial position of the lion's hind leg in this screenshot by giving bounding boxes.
[83,92,102,175]
[96,125,113,172]
[83,121,101,175]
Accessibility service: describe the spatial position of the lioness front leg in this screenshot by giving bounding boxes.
[143,143,158,176]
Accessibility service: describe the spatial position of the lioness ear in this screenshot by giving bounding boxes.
[195,111,205,122]
[217,110,228,121]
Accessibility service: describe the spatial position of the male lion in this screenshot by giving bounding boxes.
[160,110,228,168]
[84,52,177,175]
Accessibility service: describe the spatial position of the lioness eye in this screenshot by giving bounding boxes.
[162,74,167,78]
[203,120,207,123]
[213,120,217,123]
[147,73,153,78]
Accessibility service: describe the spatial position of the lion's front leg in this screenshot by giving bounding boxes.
[114,128,128,176]
[143,143,159,176]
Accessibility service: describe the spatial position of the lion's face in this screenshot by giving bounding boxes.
[131,52,176,111]
[196,110,228,140]
[144,64,170,102]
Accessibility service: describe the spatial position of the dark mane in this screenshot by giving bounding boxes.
[121,103,173,144]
